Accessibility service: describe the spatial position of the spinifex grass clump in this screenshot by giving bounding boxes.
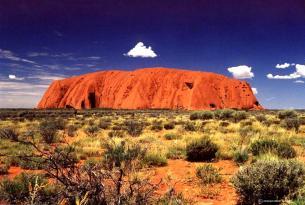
[0,173,59,204]
[186,137,218,162]
[39,120,63,144]
[250,139,296,159]
[196,164,222,184]
[232,160,305,205]
[124,120,144,137]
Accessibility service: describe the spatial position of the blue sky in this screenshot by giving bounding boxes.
[0,0,305,108]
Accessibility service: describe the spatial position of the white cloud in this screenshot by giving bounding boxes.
[28,74,65,81]
[0,49,36,64]
[276,63,290,69]
[266,73,301,79]
[294,80,304,84]
[267,64,305,81]
[252,87,258,95]
[295,64,305,77]
[8,74,24,81]
[124,42,157,58]
[27,52,49,57]
[87,56,101,60]
[227,65,254,79]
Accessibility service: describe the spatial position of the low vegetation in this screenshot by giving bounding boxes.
[0,108,304,204]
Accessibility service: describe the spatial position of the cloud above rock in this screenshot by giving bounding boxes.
[124,42,157,58]
[227,65,254,79]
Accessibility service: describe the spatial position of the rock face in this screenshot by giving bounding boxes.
[37,67,263,110]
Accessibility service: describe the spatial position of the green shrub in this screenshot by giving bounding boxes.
[240,119,253,127]
[125,120,144,137]
[281,117,300,132]
[278,110,298,119]
[190,111,214,120]
[250,139,296,159]
[232,111,248,122]
[0,127,19,141]
[186,137,218,162]
[163,122,175,130]
[183,121,197,132]
[166,145,186,159]
[67,125,77,137]
[151,120,163,131]
[0,164,9,175]
[196,164,222,184]
[84,124,100,137]
[215,109,235,120]
[98,120,111,129]
[232,160,305,204]
[164,133,181,140]
[233,150,249,164]
[108,130,125,138]
[39,120,58,144]
[157,191,189,204]
[0,173,57,204]
[144,152,168,167]
[190,112,202,120]
[256,114,267,122]
[103,141,146,170]
[17,157,45,170]
[219,121,230,127]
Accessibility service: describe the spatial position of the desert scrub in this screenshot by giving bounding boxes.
[98,119,111,129]
[108,130,125,138]
[124,120,144,137]
[151,120,163,131]
[278,110,298,119]
[39,120,59,144]
[232,160,305,204]
[163,121,175,130]
[0,163,9,175]
[166,144,186,159]
[66,124,77,137]
[84,124,100,137]
[232,111,248,122]
[281,117,300,132]
[164,133,182,140]
[196,164,222,184]
[102,140,146,170]
[144,151,168,167]
[233,149,249,164]
[190,111,214,120]
[250,139,296,159]
[0,173,58,204]
[0,127,19,141]
[214,109,235,121]
[183,121,197,132]
[186,137,219,162]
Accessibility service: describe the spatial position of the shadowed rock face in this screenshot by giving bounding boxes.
[37,67,263,110]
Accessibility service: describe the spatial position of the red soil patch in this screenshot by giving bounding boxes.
[150,159,239,205]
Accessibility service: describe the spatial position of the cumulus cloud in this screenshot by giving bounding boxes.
[296,64,305,77]
[276,63,290,69]
[294,80,304,84]
[267,64,305,80]
[8,74,24,81]
[251,88,258,95]
[266,73,301,79]
[227,65,254,79]
[124,42,157,58]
